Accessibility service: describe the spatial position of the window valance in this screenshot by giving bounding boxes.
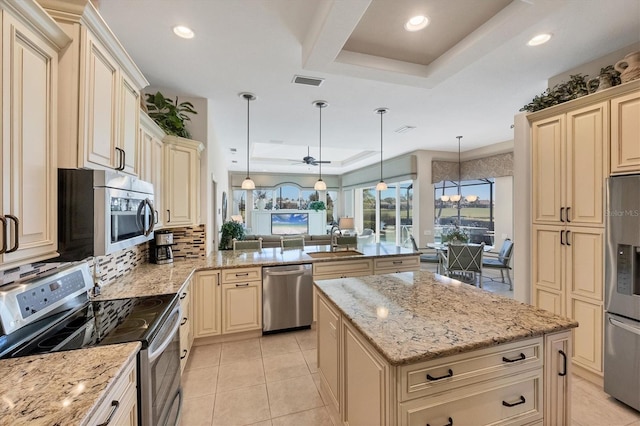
[431,152,513,183]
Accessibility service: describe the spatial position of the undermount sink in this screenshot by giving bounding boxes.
[306,250,364,258]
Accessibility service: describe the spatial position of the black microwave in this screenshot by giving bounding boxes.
[57,169,156,261]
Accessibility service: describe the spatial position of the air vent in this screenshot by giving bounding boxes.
[230,148,237,153]
[292,75,324,87]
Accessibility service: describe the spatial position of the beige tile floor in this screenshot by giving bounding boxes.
[180,267,639,426]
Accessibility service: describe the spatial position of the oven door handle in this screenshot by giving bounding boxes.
[148,304,181,363]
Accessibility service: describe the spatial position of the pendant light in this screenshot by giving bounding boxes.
[313,100,328,191]
[375,107,388,191]
[449,135,463,203]
[240,92,256,190]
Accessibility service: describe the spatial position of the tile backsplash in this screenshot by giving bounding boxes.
[164,224,206,260]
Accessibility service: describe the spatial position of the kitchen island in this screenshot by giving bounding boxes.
[315,271,578,426]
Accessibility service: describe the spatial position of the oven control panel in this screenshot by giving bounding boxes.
[0,262,92,335]
[17,270,87,319]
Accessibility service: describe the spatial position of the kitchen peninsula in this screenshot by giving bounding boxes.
[315,271,578,425]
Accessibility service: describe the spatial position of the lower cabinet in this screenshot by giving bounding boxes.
[179,279,194,372]
[316,291,568,425]
[90,355,137,426]
[374,256,420,274]
[193,267,262,339]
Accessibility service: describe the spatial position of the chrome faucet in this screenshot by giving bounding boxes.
[329,225,341,251]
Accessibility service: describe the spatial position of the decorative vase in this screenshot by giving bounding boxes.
[257,198,266,210]
[615,51,640,83]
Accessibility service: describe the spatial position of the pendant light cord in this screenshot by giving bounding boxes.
[319,104,322,181]
[457,136,461,197]
[379,110,383,181]
[246,96,250,179]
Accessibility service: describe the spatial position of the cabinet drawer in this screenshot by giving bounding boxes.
[221,267,262,284]
[90,357,137,424]
[374,256,420,273]
[400,337,543,401]
[399,369,543,426]
[179,283,190,310]
[313,259,373,278]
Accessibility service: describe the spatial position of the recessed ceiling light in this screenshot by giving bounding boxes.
[173,25,195,39]
[527,33,551,46]
[404,15,429,32]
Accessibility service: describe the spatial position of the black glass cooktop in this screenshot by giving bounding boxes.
[0,294,178,359]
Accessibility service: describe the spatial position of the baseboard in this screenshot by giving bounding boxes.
[573,362,604,387]
[193,329,263,346]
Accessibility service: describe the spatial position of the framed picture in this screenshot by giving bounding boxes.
[222,191,228,222]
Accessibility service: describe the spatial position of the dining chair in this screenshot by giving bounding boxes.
[482,239,514,290]
[232,238,263,251]
[280,236,305,250]
[441,243,485,287]
[409,235,441,273]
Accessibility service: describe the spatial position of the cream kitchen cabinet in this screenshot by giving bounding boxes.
[89,354,138,426]
[193,270,222,338]
[179,278,194,373]
[544,331,572,426]
[139,111,165,228]
[39,0,148,174]
[531,102,607,227]
[374,255,420,274]
[316,293,341,414]
[532,225,604,376]
[0,2,70,270]
[312,258,374,279]
[610,89,640,174]
[221,267,262,334]
[163,136,204,227]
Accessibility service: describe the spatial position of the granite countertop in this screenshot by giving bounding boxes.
[0,342,140,426]
[94,243,416,300]
[314,271,578,366]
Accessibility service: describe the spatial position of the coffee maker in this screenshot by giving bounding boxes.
[153,231,174,264]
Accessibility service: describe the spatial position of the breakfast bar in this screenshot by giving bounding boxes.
[314,271,578,425]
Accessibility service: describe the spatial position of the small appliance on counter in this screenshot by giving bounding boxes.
[153,231,174,264]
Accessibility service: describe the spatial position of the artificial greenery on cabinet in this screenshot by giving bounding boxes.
[145,91,197,138]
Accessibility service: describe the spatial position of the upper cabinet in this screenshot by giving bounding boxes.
[531,102,608,227]
[163,136,204,227]
[139,111,166,229]
[37,0,148,175]
[0,1,70,270]
[610,90,640,175]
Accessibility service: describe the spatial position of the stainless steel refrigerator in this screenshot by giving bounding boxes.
[604,175,640,411]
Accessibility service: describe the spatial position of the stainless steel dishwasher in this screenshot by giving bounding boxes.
[262,264,313,333]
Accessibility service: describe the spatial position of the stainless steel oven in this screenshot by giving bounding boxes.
[57,169,156,261]
[0,262,183,425]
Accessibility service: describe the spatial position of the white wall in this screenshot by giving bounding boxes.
[493,176,513,251]
[512,112,531,303]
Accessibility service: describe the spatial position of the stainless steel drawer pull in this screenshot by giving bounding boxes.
[97,400,120,426]
[235,283,249,287]
[427,417,453,426]
[426,369,453,381]
[502,395,526,407]
[180,317,188,326]
[502,352,525,363]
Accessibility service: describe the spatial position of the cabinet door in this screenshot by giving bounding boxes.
[342,321,391,426]
[566,227,603,301]
[544,331,571,426]
[532,226,564,293]
[139,118,164,229]
[118,74,139,175]
[532,115,565,224]
[193,271,221,338]
[317,294,340,412]
[566,102,607,226]
[222,281,262,334]
[164,141,199,226]
[569,297,603,374]
[1,12,58,267]
[611,90,640,174]
[83,31,118,169]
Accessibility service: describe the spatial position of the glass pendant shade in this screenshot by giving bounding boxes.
[465,194,478,202]
[375,107,388,192]
[450,194,461,202]
[440,195,450,202]
[241,178,255,189]
[314,179,327,190]
[240,92,256,191]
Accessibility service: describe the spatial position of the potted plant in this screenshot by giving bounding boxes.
[308,200,326,211]
[145,91,197,138]
[219,220,245,250]
[441,226,469,244]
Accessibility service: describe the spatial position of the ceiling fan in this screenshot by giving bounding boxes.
[294,147,331,166]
